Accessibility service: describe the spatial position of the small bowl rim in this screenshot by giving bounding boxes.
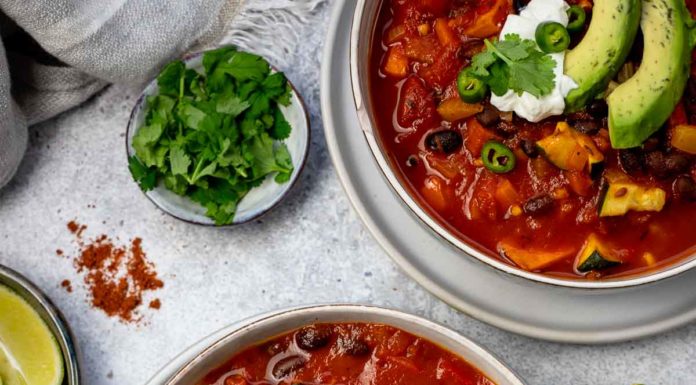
[164,304,527,385]
[348,0,696,290]
[125,47,312,227]
[0,265,81,385]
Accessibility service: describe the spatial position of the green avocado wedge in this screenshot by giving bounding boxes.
[607,0,696,149]
[564,0,642,112]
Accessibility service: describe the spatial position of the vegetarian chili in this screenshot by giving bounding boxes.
[200,323,495,385]
[370,0,696,279]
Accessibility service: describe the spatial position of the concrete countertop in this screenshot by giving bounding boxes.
[0,2,694,384]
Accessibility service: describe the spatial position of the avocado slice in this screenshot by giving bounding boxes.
[607,0,696,148]
[564,0,642,112]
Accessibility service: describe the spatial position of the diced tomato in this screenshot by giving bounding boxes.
[397,76,439,130]
[469,173,498,221]
[422,176,452,212]
[437,359,479,385]
[376,329,415,357]
[464,118,497,157]
[384,46,410,78]
[426,154,463,179]
[417,0,450,15]
[417,45,463,90]
[669,100,688,127]
[403,35,440,63]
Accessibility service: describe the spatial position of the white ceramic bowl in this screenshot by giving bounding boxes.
[349,0,696,289]
[0,265,81,385]
[163,304,526,385]
[126,49,310,226]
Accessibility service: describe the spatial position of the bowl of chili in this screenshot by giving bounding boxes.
[350,0,696,289]
[163,304,526,385]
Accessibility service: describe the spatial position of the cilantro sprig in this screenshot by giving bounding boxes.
[468,34,557,98]
[128,47,294,225]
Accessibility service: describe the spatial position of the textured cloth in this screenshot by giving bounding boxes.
[0,0,243,189]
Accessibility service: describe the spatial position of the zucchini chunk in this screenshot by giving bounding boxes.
[576,234,622,273]
[598,180,666,217]
[536,122,604,175]
[498,241,575,271]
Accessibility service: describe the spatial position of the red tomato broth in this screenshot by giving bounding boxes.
[199,323,496,385]
[368,0,696,279]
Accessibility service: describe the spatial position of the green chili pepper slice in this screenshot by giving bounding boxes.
[481,140,516,174]
[566,5,586,33]
[535,22,571,53]
[457,70,488,103]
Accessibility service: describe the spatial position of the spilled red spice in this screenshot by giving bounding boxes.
[63,220,163,323]
[149,299,161,309]
[61,279,72,293]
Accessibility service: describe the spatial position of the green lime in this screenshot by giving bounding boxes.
[0,285,64,385]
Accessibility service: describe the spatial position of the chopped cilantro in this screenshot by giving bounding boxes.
[469,34,557,98]
[129,47,295,225]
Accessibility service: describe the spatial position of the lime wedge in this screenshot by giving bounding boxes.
[0,285,63,385]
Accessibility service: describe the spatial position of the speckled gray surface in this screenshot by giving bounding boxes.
[0,2,695,385]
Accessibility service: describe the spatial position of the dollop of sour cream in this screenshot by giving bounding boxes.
[490,0,578,123]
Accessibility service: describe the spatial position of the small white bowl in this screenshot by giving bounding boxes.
[126,50,310,226]
[161,304,526,385]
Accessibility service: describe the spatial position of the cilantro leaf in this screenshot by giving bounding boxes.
[468,35,557,98]
[129,48,295,225]
[271,108,292,140]
[157,61,186,97]
[170,146,191,176]
[128,156,157,191]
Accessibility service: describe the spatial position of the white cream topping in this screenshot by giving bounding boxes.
[490,0,578,123]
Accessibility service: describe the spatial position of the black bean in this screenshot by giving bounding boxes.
[645,151,669,178]
[673,176,696,201]
[425,131,462,154]
[642,137,661,152]
[587,100,608,119]
[476,105,501,127]
[618,149,644,175]
[271,356,306,379]
[494,120,518,137]
[514,0,530,13]
[520,139,539,158]
[572,120,600,135]
[664,153,690,175]
[338,336,371,356]
[296,325,332,351]
[523,194,555,215]
[406,155,418,168]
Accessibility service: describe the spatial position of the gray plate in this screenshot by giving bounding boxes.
[320,0,696,344]
[0,265,81,385]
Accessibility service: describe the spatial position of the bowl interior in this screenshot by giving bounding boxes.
[0,266,80,385]
[127,52,310,225]
[349,0,696,289]
[167,305,525,385]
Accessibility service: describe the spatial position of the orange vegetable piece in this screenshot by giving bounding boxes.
[386,24,407,44]
[494,178,520,209]
[463,0,512,38]
[422,176,451,212]
[434,18,458,46]
[671,124,696,154]
[464,118,497,156]
[437,98,483,122]
[498,241,575,271]
[384,46,409,78]
[565,170,593,196]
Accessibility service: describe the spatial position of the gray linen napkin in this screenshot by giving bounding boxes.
[0,0,242,189]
